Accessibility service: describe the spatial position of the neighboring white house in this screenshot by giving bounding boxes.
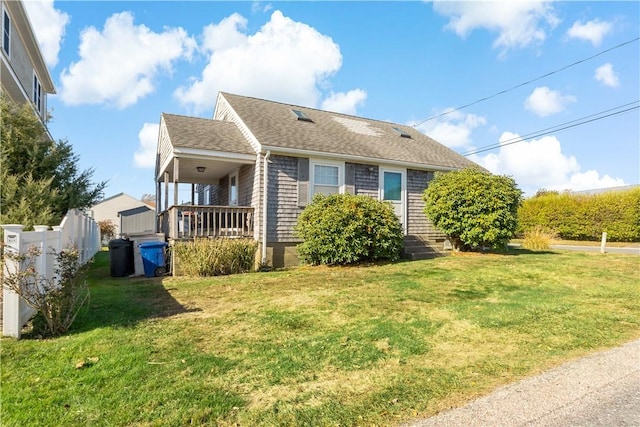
[1,0,55,137]
[90,193,154,239]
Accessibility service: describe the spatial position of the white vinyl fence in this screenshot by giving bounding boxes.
[2,209,100,338]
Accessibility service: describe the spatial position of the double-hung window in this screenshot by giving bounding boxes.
[311,160,343,197]
[2,9,10,56]
[33,74,42,113]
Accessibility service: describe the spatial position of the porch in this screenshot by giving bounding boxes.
[158,205,254,240]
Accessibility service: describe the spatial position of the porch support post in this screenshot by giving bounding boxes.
[191,183,195,205]
[164,172,169,211]
[173,157,180,206]
[156,180,161,232]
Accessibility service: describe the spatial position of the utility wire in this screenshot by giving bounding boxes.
[413,37,640,127]
[463,101,639,156]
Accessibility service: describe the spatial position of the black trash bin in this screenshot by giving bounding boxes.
[109,238,134,277]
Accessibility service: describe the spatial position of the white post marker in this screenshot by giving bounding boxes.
[600,232,607,254]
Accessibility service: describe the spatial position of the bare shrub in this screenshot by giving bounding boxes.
[3,246,90,336]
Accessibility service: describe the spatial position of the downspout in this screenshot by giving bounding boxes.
[261,151,271,264]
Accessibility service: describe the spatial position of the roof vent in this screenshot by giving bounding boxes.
[392,127,412,138]
[292,109,313,122]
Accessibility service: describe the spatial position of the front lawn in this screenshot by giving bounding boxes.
[2,249,639,426]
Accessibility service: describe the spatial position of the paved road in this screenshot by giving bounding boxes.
[550,245,640,255]
[406,339,640,427]
[509,243,640,255]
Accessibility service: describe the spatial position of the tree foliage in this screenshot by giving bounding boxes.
[295,193,404,265]
[1,97,106,228]
[423,168,523,251]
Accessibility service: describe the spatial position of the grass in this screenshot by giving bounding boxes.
[2,249,639,426]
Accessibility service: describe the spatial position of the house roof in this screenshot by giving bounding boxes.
[162,113,255,155]
[220,92,478,170]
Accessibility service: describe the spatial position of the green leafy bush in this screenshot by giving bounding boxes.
[295,193,404,265]
[423,168,523,251]
[518,187,640,242]
[172,238,258,276]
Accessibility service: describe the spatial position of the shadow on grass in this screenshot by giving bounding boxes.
[52,251,200,336]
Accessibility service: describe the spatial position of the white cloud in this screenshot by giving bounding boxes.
[134,123,159,168]
[59,12,196,108]
[524,86,576,117]
[23,0,70,67]
[594,63,620,88]
[417,109,486,149]
[566,19,612,46]
[321,89,367,115]
[175,10,343,113]
[472,132,625,195]
[432,1,559,54]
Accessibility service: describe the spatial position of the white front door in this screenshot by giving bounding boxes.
[380,168,406,234]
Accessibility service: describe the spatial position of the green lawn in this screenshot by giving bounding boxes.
[2,249,639,426]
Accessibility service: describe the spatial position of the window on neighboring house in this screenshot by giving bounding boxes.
[2,9,10,56]
[312,162,342,196]
[229,171,238,206]
[33,74,42,112]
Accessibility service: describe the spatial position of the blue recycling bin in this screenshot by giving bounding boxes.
[139,241,168,277]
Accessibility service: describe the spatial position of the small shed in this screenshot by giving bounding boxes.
[118,205,155,237]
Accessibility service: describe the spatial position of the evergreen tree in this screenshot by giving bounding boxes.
[1,97,106,228]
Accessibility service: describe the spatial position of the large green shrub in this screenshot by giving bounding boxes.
[518,187,640,242]
[423,168,523,251]
[295,193,404,265]
[172,238,258,276]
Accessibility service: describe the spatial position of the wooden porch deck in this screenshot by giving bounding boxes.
[158,205,254,240]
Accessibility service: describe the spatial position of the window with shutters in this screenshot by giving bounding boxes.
[310,160,344,197]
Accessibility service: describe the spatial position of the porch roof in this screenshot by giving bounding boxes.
[163,113,255,155]
[158,113,256,184]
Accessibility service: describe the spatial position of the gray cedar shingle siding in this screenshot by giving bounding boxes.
[352,163,379,198]
[267,155,303,243]
[238,164,255,206]
[407,169,444,238]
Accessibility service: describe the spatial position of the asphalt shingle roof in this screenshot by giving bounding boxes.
[221,92,479,170]
[161,113,255,155]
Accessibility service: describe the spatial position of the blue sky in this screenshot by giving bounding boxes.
[24,1,640,201]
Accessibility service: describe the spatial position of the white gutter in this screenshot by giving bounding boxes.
[261,151,271,264]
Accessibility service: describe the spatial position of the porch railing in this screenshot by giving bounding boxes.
[159,205,254,240]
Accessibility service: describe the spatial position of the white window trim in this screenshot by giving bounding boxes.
[228,170,239,206]
[379,167,407,234]
[310,158,345,199]
[2,7,10,58]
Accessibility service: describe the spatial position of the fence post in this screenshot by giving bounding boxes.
[600,232,607,254]
[2,225,24,338]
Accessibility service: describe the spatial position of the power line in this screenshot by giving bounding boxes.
[413,37,640,127]
[463,101,640,156]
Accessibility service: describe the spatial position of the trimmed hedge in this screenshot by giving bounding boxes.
[295,193,404,265]
[518,187,640,242]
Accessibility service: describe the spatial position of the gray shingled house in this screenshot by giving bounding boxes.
[155,92,479,267]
